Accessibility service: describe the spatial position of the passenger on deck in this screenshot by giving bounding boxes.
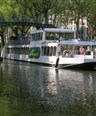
[79,47,85,55]
[62,50,69,57]
[86,46,91,55]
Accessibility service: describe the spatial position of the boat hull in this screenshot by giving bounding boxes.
[3,56,96,70]
[2,53,96,70]
[58,62,96,70]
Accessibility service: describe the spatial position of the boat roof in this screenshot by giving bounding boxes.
[59,40,96,46]
[43,28,75,33]
[30,28,75,34]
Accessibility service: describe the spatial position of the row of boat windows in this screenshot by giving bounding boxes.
[41,46,56,56]
[8,33,43,45]
[60,45,96,57]
[8,35,30,46]
[6,47,57,56]
[7,48,29,55]
[31,32,75,41]
[46,32,74,40]
[31,33,43,41]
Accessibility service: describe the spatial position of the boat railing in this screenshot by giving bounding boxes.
[74,54,93,59]
[60,50,95,59]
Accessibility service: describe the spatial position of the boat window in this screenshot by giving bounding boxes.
[46,33,58,40]
[36,33,39,41]
[74,46,93,55]
[78,47,85,55]
[46,32,74,40]
[26,48,29,55]
[46,47,49,55]
[31,34,33,40]
[61,45,73,57]
[53,47,56,56]
[40,32,43,40]
[49,47,53,56]
[44,46,46,55]
[41,46,44,55]
[32,33,35,41]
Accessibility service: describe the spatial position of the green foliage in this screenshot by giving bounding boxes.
[0,0,96,43]
[0,0,95,26]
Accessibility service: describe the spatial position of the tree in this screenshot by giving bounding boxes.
[87,0,96,36]
[64,0,89,38]
[0,0,96,44]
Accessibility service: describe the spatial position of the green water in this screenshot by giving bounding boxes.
[0,60,96,116]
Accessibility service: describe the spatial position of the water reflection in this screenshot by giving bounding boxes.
[0,60,96,116]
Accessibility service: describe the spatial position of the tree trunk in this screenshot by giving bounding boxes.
[75,14,80,38]
[1,34,5,47]
[44,12,49,24]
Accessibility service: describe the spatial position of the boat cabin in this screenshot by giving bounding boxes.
[30,28,96,59]
[30,28,76,41]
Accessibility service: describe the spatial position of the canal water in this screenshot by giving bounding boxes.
[0,60,96,116]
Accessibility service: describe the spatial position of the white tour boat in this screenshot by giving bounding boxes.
[1,28,96,70]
